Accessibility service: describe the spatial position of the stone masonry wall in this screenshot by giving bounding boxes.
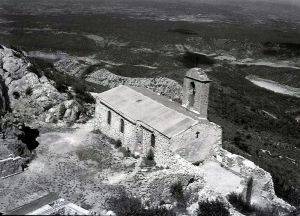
[94,101,137,152]
[139,126,173,166]
[0,156,23,178]
[171,121,222,163]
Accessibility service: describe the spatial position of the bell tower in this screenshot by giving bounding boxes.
[182,68,211,119]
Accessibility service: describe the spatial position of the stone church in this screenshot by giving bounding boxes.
[94,68,222,165]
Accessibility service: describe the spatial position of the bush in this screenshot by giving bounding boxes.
[227,192,254,214]
[25,87,33,96]
[13,91,20,99]
[246,177,253,205]
[146,148,154,161]
[107,193,175,216]
[115,139,122,148]
[227,192,286,216]
[170,181,185,203]
[119,147,131,157]
[197,199,230,216]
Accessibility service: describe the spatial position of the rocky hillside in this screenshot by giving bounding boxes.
[0,45,93,125]
[0,45,65,122]
[0,45,97,164]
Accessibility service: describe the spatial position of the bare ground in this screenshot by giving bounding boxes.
[0,121,138,213]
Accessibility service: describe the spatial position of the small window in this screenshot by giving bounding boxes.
[151,134,155,147]
[120,119,125,133]
[107,111,111,125]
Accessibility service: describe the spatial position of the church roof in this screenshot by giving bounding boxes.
[185,68,211,82]
[96,85,207,138]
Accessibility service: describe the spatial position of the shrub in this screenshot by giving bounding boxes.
[246,177,253,205]
[146,148,154,161]
[55,81,68,93]
[72,82,95,104]
[197,199,230,216]
[107,193,175,216]
[119,147,131,157]
[227,192,254,214]
[115,139,122,148]
[170,181,185,203]
[13,91,20,99]
[107,193,144,216]
[227,192,286,216]
[25,87,33,96]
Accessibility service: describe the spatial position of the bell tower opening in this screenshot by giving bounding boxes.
[182,68,211,119]
[189,81,196,108]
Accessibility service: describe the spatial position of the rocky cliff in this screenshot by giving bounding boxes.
[0,45,65,122]
[0,45,87,124]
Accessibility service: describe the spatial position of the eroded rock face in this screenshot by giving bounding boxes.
[0,45,66,122]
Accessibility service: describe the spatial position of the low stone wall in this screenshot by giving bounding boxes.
[0,155,23,178]
[216,149,293,211]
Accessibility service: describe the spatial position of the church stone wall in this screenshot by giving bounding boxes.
[170,121,222,163]
[95,101,137,152]
[140,128,173,167]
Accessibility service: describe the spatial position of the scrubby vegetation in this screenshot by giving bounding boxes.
[226,192,294,216]
[107,193,176,216]
[197,199,230,216]
[170,181,185,203]
[28,57,107,104]
[208,64,300,207]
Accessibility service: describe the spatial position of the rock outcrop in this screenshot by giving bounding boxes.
[0,45,66,122]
